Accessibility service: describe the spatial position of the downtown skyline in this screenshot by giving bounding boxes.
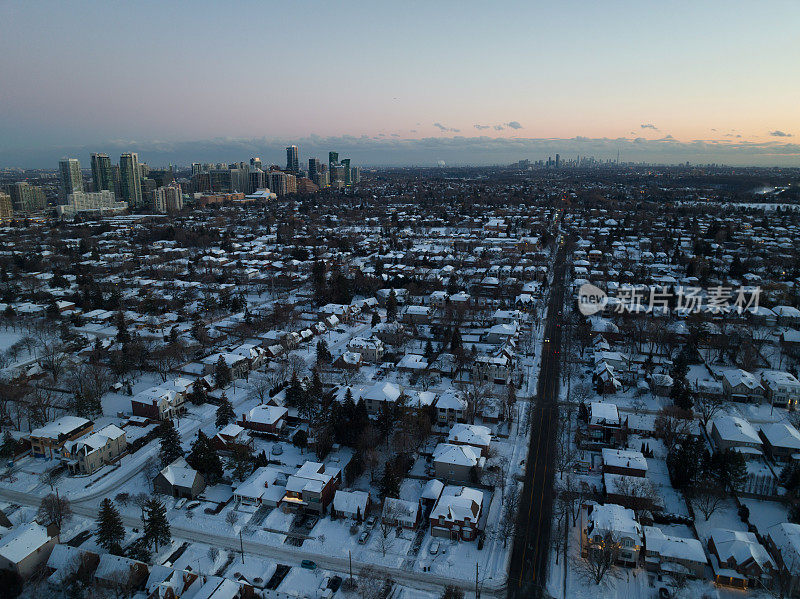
[1,0,799,167]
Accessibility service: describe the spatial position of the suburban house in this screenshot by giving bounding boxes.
[46,544,100,588]
[581,503,642,567]
[429,486,484,541]
[331,490,371,521]
[93,554,149,594]
[153,457,206,499]
[211,423,252,452]
[361,381,402,415]
[722,369,765,403]
[233,467,285,509]
[237,405,288,435]
[433,390,467,425]
[710,415,762,453]
[447,423,492,456]
[765,522,800,593]
[62,424,127,475]
[602,448,648,477]
[131,383,186,421]
[708,528,777,589]
[201,352,250,380]
[758,423,800,463]
[761,371,800,410]
[643,525,708,578]
[472,354,512,385]
[587,402,628,447]
[347,337,384,363]
[401,305,431,324]
[433,443,484,484]
[382,497,421,529]
[29,416,94,459]
[281,461,341,515]
[0,522,60,579]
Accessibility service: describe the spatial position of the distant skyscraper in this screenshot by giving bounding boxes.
[350,166,361,185]
[119,152,142,207]
[328,151,339,175]
[0,192,13,221]
[286,146,300,174]
[91,153,114,193]
[59,158,84,199]
[191,163,203,175]
[308,158,322,185]
[9,182,46,212]
[250,157,262,170]
[341,158,351,185]
[268,171,288,197]
[555,153,560,168]
[153,183,183,213]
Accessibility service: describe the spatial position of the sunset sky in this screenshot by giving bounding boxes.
[1,0,798,166]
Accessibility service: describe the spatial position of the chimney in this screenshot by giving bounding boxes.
[241,413,246,422]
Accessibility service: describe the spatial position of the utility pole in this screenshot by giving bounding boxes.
[349,550,353,584]
[239,529,244,563]
[475,562,480,599]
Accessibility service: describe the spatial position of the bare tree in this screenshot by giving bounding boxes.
[39,343,68,384]
[694,393,726,430]
[654,406,694,452]
[377,506,395,557]
[690,487,724,520]
[357,564,393,599]
[38,493,72,529]
[496,484,520,547]
[574,531,621,585]
[248,374,271,404]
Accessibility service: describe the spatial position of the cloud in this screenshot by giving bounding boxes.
[474,124,490,130]
[4,133,800,168]
[770,130,792,137]
[494,125,504,131]
[641,123,659,130]
[433,122,460,133]
[505,121,523,130]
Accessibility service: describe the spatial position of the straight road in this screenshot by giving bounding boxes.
[507,237,568,599]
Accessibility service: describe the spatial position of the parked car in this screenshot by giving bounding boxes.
[366,516,377,528]
[358,531,369,544]
[301,560,317,570]
[272,444,283,456]
[328,576,342,592]
[429,541,439,555]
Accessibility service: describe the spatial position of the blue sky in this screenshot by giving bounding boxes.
[1,1,798,166]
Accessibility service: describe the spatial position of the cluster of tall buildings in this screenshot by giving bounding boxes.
[58,153,183,215]
[187,145,359,198]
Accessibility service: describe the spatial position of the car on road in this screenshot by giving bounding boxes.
[366,516,377,528]
[429,541,439,555]
[300,560,317,570]
[358,531,369,544]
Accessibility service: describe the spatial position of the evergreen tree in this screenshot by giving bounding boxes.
[316,339,332,364]
[215,392,235,428]
[285,371,305,408]
[143,498,171,551]
[214,355,232,388]
[96,498,124,553]
[386,291,398,322]
[371,312,381,327]
[188,379,208,405]
[187,431,223,483]
[158,420,183,467]
[424,340,434,360]
[379,462,401,499]
[115,311,129,343]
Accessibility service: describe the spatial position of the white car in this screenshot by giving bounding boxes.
[429,541,439,555]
